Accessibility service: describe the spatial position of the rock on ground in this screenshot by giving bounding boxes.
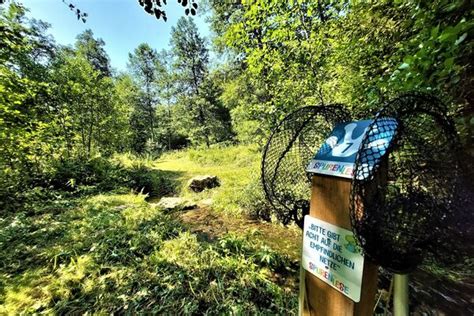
[199,198,213,207]
[156,197,197,211]
[187,175,220,192]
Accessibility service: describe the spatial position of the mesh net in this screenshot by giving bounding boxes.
[350,92,467,273]
[261,105,350,228]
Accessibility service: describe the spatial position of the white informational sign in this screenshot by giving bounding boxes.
[302,215,365,302]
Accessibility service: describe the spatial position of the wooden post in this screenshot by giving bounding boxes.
[298,257,307,316]
[303,174,379,316]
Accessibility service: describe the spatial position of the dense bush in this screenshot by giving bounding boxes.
[0,168,25,211]
[239,175,273,222]
[126,162,175,197]
[0,155,176,214]
[48,157,126,190]
[49,157,175,197]
[0,157,123,212]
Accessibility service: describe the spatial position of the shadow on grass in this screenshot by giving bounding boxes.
[0,188,298,314]
[0,192,185,313]
[124,165,185,200]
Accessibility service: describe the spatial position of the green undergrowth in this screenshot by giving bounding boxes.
[0,192,297,314]
[421,257,474,283]
[2,155,177,213]
[154,145,269,217]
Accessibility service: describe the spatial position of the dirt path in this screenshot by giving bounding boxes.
[178,206,302,261]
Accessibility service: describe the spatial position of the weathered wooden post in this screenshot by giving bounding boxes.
[302,120,384,315]
[303,176,379,315]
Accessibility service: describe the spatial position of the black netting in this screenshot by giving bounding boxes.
[261,105,350,228]
[350,92,466,273]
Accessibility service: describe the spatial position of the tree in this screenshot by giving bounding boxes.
[0,3,60,206]
[170,17,212,146]
[50,50,118,158]
[128,43,160,152]
[154,49,178,150]
[209,0,473,146]
[197,73,234,144]
[0,3,54,166]
[171,17,208,96]
[75,29,112,77]
[207,1,342,142]
[112,74,136,151]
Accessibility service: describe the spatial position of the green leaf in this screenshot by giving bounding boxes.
[455,33,467,45]
[438,27,456,42]
[398,63,410,70]
[430,26,439,38]
[444,57,454,69]
[443,1,462,12]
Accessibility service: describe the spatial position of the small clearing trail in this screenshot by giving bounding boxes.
[178,206,302,261]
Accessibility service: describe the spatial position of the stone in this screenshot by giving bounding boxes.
[199,198,213,207]
[113,205,129,211]
[187,175,220,192]
[156,197,197,211]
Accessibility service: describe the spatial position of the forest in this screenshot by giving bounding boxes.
[0,0,472,314]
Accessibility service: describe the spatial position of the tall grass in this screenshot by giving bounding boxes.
[155,144,265,216]
[0,192,297,314]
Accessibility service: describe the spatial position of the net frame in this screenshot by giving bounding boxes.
[349,92,462,273]
[261,104,351,228]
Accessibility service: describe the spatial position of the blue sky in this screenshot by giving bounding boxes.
[22,0,211,71]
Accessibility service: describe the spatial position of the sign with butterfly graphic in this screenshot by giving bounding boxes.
[306,119,397,179]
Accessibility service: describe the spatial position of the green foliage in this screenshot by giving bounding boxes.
[155,104,190,150]
[0,4,132,206]
[209,0,473,146]
[1,1,472,312]
[239,174,273,221]
[47,154,176,198]
[0,3,56,208]
[48,157,125,190]
[169,17,234,147]
[51,51,122,158]
[75,29,111,77]
[0,192,297,314]
[216,232,291,272]
[171,17,208,95]
[128,43,159,153]
[127,162,175,197]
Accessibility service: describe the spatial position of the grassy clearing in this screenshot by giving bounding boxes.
[153,145,262,216]
[2,144,471,314]
[0,145,304,314]
[0,145,301,314]
[0,191,298,314]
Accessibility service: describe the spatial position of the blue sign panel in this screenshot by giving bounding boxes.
[306,119,397,179]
